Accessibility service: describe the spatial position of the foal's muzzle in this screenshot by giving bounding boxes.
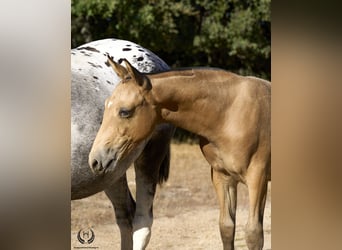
[88,150,117,175]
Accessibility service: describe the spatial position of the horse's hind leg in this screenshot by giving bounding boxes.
[245,163,268,250]
[105,174,136,250]
[132,164,156,250]
[212,168,238,250]
[133,124,174,250]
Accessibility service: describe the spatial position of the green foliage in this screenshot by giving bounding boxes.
[71,0,271,142]
[72,0,270,78]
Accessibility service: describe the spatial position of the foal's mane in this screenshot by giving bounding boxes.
[146,67,233,81]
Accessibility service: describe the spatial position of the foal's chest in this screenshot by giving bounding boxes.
[200,141,247,182]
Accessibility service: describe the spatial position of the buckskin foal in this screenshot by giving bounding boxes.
[89,58,271,250]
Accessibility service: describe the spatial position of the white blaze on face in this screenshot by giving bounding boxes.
[107,100,113,108]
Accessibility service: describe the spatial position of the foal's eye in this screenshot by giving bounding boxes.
[119,108,133,118]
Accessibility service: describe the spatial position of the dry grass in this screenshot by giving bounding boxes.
[71,143,271,249]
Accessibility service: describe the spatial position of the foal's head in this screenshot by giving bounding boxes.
[88,58,157,175]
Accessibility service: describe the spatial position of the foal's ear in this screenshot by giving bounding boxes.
[122,59,151,89]
[107,55,130,80]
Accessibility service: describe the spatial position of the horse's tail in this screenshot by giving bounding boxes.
[158,145,171,184]
[157,124,175,185]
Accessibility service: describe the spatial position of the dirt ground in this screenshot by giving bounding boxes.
[71,143,271,249]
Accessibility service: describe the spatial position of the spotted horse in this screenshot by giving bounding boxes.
[71,38,174,250]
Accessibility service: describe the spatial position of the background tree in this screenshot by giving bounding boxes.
[72,0,271,141]
[72,0,270,77]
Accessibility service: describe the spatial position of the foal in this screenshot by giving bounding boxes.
[89,58,271,250]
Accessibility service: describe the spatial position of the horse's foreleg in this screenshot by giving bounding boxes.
[212,168,238,250]
[245,164,268,250]
[105,174,136,250]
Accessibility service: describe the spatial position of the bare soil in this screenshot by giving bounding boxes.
[71,143,271,249]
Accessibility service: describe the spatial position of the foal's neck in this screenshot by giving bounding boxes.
[148,68,238,138]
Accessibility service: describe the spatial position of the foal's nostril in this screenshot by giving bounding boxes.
[91,159,103,172]
[91,159,98,169]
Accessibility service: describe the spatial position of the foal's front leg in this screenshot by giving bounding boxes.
[245,164,268,250]
[104,174,136,250]
[212,168,238,250]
